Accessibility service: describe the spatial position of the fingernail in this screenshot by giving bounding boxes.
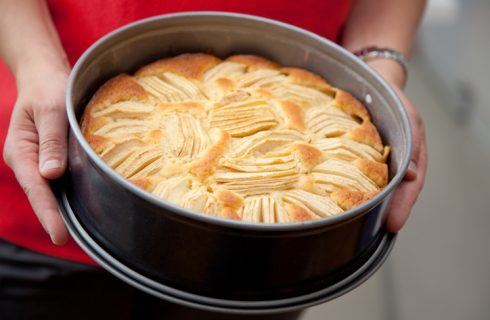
[42,160,62,172]
[44,220,59,245]
[50,233,61,245]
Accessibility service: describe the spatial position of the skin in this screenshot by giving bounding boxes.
[0,0,427,245]
[342,0,428,231]
[0,0,70,244]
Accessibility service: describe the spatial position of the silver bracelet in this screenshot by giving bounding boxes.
[353,47,408,87]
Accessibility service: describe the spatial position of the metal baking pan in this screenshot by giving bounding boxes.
[63,12,411,305]
[55,181,396,314]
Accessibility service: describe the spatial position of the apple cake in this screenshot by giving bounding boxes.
[81,53,390,223]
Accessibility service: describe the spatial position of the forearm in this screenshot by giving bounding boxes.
[0,0,68,79]
[341,0,426,87]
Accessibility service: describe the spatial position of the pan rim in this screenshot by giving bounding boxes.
[55,182,396,313]
[66,11,413,232]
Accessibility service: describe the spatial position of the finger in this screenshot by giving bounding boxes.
[385,180,419,232]
[12,155,69,245]
[406,105,423,164]
[393,87,424,175]
[35,103,68,179]
[406,114,425,182]
[386,136,428,232]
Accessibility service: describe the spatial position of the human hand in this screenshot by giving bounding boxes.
[367,59,428,232]
[385,84,427,232]
[3,62,70,245]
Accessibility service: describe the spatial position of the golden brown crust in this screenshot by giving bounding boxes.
[130,178,153,191]
[292,143,324,171]
[85,134,110,153]
[135,53,221,79]
[215,78,236,92]
[330,190,376,210]
[215,188,244,210]
[285,203,314,221]
[281,67,334,94]
[213,129,232,149]
[297,175,316,193]
[280,101,305,131]
[381,146,391,163]
[189,146,223,182]
[86,74,148,112]
[354,159,388,188]
[254,88,274,99]
[189,130,230,182]
[332,89,370,121]
[145,129,164,144]
[81,116,110,136]
[82,75,148,140]
[82,52,390,224]
[227,55,280,70]
[346,121,384,152]
[219,207,241,220]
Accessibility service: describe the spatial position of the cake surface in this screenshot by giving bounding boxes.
[81,53,390,223]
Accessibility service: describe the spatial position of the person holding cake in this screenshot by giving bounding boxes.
[0,0,427,318]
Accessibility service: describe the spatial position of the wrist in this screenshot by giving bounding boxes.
[352,47,408,89]
[366,59,406,90]
[14,48,70,81]
[15,52,70,93]
[15,61,69,104]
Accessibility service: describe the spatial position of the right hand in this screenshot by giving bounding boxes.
[3,62,70,245]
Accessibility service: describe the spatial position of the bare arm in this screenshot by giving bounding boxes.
[341,0,428,232]
[1,0,70,244]
[342,0,426,86]
[0,0,68,75]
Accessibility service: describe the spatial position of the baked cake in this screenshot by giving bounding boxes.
[81,53,390,223]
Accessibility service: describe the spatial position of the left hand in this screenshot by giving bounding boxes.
[368,60,428,232]
[385,85,427,232]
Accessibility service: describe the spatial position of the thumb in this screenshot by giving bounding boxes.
[36,104,68,179]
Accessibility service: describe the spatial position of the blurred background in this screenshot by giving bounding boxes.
[305,0,490,319]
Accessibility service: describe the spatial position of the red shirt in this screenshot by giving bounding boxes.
[0,0,352,265]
